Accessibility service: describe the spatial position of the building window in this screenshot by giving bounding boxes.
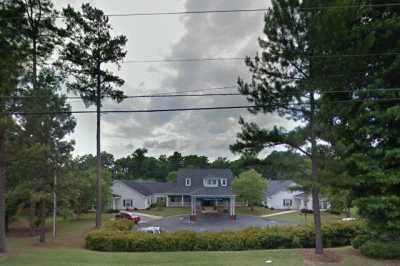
[283,199,293,207]
[221,178,228,186]
[185,178,191,186]
[204,178,218,187]
[320,200,328,209]
[123,199,133,208]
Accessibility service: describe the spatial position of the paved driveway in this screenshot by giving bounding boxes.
[138,214,292,232]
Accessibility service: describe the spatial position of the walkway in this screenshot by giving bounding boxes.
[261,210,297,218]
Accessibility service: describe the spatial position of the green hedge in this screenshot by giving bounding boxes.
[103,219,136,231]
[351,234,370,249]
[86,222,360,252]
[360,241,400,259]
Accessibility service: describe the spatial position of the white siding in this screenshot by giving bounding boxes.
[151,193,168,204]
[265,190,303,210]
[298,194,330,211]
[111,181,151,210]
[265,192,330,211]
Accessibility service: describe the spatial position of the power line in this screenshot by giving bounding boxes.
[123,57,245,63]
[7,98,400,116]
[1,52,399,68]
[105,3,400,16]
[122,52,400,64]
[8,105,264,115]
[5,3,400,20]
[127,93,241,98]
[4,88,400,101]
[58,92,244,101]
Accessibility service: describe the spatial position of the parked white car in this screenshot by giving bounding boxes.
[341,217,357,222]
[137,226,161,234]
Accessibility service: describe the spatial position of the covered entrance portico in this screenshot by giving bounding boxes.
[190,195,236,220]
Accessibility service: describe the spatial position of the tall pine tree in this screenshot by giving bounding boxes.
[318,0,400,240]
[230,0,332,254]
[16,0,64,240]
[19,68,76,243]
[0,0,28,252]
[60,3,127,228]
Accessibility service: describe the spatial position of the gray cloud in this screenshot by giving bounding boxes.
[64,0,298,159]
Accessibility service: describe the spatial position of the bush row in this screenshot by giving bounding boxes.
[352,233,400,259]
[86,222,360,252]
[360,241,400,259]
[103,219,136,231]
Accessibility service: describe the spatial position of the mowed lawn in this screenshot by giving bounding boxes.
[2,247,396,266]
[138,207,190,217]
[1,213,398,266]
[271,211,348,224]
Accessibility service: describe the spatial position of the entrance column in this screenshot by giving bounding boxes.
[181,195,184,207]
[230,196,236,220]
[190,196,197,221]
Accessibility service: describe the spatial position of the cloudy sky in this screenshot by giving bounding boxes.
[56,0,296,160]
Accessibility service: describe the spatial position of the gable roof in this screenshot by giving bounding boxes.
[266,180,298,197]
[118,180,175,196]
[115,169,236,197]
[176,168,234,187]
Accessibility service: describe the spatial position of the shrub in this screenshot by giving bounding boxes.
[300,208,313,214]
[86,221,361,252]
[105,209,119,214]
[352,234,370,249]
[103,219,135,231]
[360,241,400,259]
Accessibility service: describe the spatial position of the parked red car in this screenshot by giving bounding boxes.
[115,210,141,223]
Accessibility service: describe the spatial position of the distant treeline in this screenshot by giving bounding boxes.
[87,148,308,181]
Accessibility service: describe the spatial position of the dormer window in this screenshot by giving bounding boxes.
[221,178,227,187]
[204,178,218,187]
[185,178,191,187]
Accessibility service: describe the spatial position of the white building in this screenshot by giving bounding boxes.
[264,180,330,210]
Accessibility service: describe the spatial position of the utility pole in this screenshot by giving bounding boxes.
[95,59,102,229]
[52,169,57,240]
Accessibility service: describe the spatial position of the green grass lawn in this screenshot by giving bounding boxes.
[236,206,280,216]
[271,211,349,224]
[138,207,190,217]
[2,213,397,266]
[2,245,397,266]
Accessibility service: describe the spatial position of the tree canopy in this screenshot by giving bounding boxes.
[232,169,267,210]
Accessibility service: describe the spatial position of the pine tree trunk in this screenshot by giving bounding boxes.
[29,201,36,236]
[5,214,9,234]
[312,187,323,254]
[95,61,102,229]
[39,201,46,243]
[32,38,37,90]
[346,206,352,218]
[310,91,324,255]
[0,127,7,253]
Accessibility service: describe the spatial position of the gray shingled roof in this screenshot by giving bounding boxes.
[120,180,175,196]
[266,180,298,197]
[172,168,235,195]
[176,168,234,188]
[119,169,236,197]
